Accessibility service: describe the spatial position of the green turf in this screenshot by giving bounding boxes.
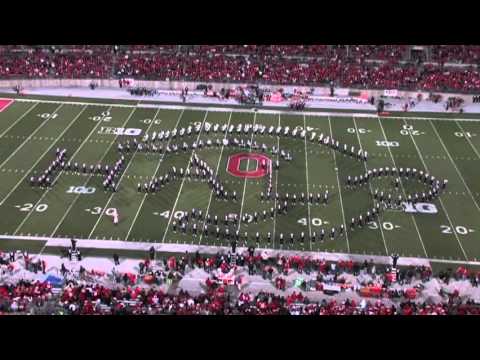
[1,97,480,269]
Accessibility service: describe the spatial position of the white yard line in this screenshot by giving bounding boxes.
[0,104,63,171]
[272,114,281,249]
[13,105,91,235]
[455,121,480,161]
[125,109,183,241]
[303,114,312,250]
[39,107,137,255]
[237,112,257,232]
[403,118,469,261]
[160,111,209,243]
[198,111,232,245]
[352,117,389,255]
[40,107,136,241]
[0,105,78,207]
[47,108,118,240]
[327,116,350,253]
[376,117,428,258]
[429,120,480,213]
[86,108,156,240]
[0,102,39,138]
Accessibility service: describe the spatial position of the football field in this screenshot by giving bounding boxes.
[1,95,480,266]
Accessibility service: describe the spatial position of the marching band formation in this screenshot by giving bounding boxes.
[27,121,448,247]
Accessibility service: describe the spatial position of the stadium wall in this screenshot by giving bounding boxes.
[0,79,474,104]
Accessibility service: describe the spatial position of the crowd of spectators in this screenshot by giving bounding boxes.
[0,48,112,78]
[1,45,480,93]
[430,45,480,64]
[2,247,480,315]
[1,277,479,315]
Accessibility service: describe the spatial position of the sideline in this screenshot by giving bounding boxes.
[2,234,480,267]
[11,97,480,122]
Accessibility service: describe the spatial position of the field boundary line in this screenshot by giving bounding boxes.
[352,116,389,255]
[0,102,39,138]
[125,108,183,241]
[13,105,92,235]
[327,116,350,253]
[0,104,64,171]
[86,108,157,240]
[5,233,480,267]
[303,114,312,249]
[14,97,480,122]
[404,118,469,261]
[198,111,232,245]
[237,112,257,233]
[160,111,209,243]
[429,120,480,213]
[376,117,428,258]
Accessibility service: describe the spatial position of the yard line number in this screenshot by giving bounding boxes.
[37,113,58,120]
[159,210,186,220]
[454,131,476,138]
[89,111,112,123]
[367,221,399,231]
[141,118,162,125]
[17,203,48,212]
[347,128,370,134]
[440,225,475,235]
[400,124,423,136]
[85,207,118,217]
[298,218,325,227]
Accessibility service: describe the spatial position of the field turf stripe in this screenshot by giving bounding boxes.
[16,106,112,237]
[0,102,39,138]
[47,107,142,238]
[402,118,469,261]
[121,110,201,243]
[88,109,164,239]
[0,103,62,168]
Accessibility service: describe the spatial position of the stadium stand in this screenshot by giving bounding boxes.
[1,249,479,315]
[1,45,480,93]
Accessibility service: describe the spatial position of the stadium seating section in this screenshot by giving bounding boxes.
[1,45,480,93]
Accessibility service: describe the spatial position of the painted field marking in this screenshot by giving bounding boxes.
[404,118,468,261]
[161,111,209,243]
[125,108,182,241]
[272,114,281,249]
[0,102,38,138]
[87,108,157,240]
[352,116,389,255]
[0,105,86,206]
[430,120,480,213]
[303,114,312,250]
[14,106,99,234]
[14,97,480,122]
[198,111,232,245]
[0,104,63,171]
[0,98,15,112]
[376,116,428,258]
[237,112,257,232]
[327,116,350,253]
[45,107,137,242]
